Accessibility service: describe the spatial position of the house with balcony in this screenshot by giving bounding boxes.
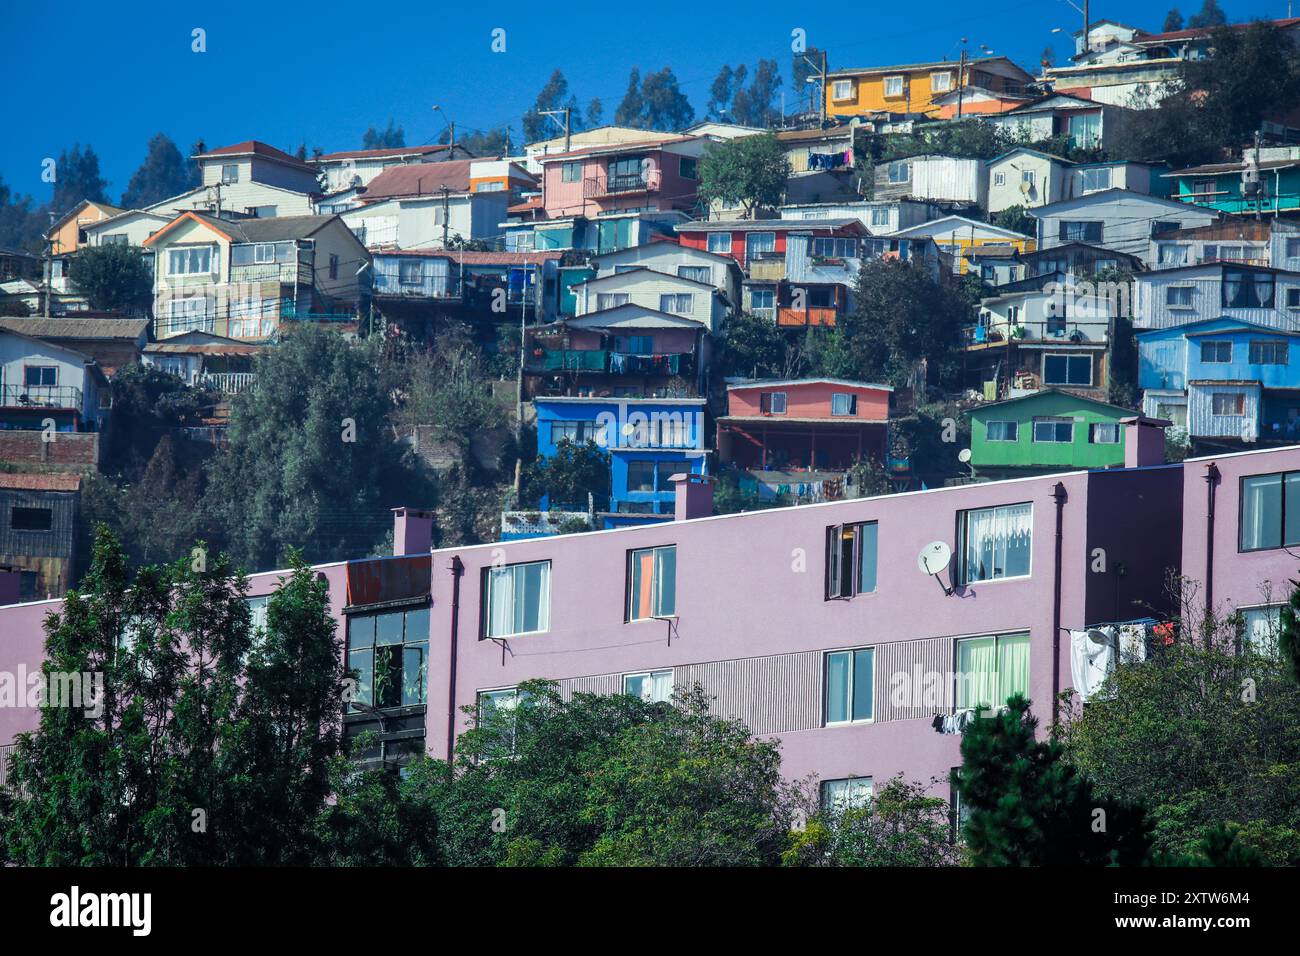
[525,304,708,400]
[1028,188,1218,266]
[506,210,691,257]
[1138,317,1300,446]
[1132,262,1300,331]
[536,135,706,220]
[891,215,1034,274]
[142,331,262,396]
[716,379,892,498]
[963,272,1119,400]
[574,268,727,334]
[0,327,108,434]
[143,211,371,340]
[1148,217,1300,270]
[824,56,1034,119]
[980,93,1131,151]
[1163,150,1300,216]
[967,389,1155,479]
[0,317,147,379]
[674,218,868,277]
[145,141,320,219]
[534,395,709,528]
[1019,242,1143,280]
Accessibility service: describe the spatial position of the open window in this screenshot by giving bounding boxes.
[826,521,879,599]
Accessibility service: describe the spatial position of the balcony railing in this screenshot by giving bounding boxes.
[777,306,838,327]
[585,171,660,199]
[962,319,1107,345]
[0,384,83,409]
[531,349,609,372]
[229,262,305,285]
[528,349,693,376]
[199,372,257,394]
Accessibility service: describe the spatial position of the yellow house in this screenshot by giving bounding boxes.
[826,56,1034,118]
[891,215,1036,275]
[48,200,127,255]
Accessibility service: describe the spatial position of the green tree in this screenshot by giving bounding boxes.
[783,776,961,866]
[1062,612,1300,865]
[698,132,789,219]
[729,59,783,128]
[397,341,503,476]
[719,309,788,377]
[51,143,110,216]
[708,65,743,120]
[956,695,1155,866]
[205,326,427,571]
[68,242,152,312]
[0,175,51,254]
[1163,8,1185,31]
[1187,0,1226,28]
[991,204,1035,237]
[522,70,580,143]
[361,120,405,149]
[120,133,198,208]
[615,67,695,131]
[314,749,444,865]
[1283,576,1300,688]
[614,68,645,128]
[536,438,610,510]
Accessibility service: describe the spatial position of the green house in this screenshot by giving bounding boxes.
[968,389,1140,479]
[1164,158,1300,215]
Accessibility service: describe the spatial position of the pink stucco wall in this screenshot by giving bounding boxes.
[728,381,892,420]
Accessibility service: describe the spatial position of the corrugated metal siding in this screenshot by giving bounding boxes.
[1139,337,1187,390]
[557,673,623,700]
[1135,274,1292,330]
[912,158,984,205]
[1188,382,1261,438]
[873,637,953,723]
[0,743,13,791]
[677,651,823,735]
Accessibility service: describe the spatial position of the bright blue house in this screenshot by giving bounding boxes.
[534,396,709,528]
[1138,317,1300,443]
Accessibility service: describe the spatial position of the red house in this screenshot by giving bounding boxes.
[716,378,892,476]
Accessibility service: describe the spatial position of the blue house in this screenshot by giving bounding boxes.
[534,396,709,528]
[1138,317,1300,443]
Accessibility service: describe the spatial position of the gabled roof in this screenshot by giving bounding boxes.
[829,55,1032,82]
[1134,16,1300,45]
[143,211,345,247]
[194,140,317,173]
[590,243,736,269]
[1137,260,1300,279]
[987,146,1075,167]
[535,135,698,162]
[368,248,563,265]
[144,330,265,355]
[1026,187,1221,217]
[892,215,1032,241]
[996,93,1116,115]
[1165,158,1300,177]
[0,316,148,341]
[564,306,705,330]
[0,473,81,492]
[48,199,127,234]
[1020,241,1143,264]
[358,160,474,200]
[1136,316,1300,339]
[968,387,1137,416]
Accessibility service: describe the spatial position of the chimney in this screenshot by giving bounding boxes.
[671,472,715,521]
[1120,416,1169,468]
[392,507,434,555]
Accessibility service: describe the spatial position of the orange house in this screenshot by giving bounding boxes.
[48,200,126,255]
[825,56,1034,119]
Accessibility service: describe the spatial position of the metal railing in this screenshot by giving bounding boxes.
[199,372,256,394]
[0,384,83,409]
[229,262,305,284]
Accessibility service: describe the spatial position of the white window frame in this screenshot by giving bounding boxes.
[831,78,855,101]
[707,233,732,254]
[957,503,1033,585]
[483,560,551,639]
[985,420,1018,442]
[1089,422,1121,444]
[626,545,676,622]
[623,669,674,703]
[821,777,873,811]
[883,75,905,98]
[930,71,953,93]
[823,646,875,726]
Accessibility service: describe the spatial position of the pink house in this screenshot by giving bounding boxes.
[538,136,707,219]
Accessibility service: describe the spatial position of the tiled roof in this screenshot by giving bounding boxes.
[0,473,82,492]
[358,160,474,200]
[316,144,455,162]
[0,317,149,340]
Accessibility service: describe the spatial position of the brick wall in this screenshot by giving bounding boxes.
[0,431,99,468]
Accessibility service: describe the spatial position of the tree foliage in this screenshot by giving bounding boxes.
[522,70,582,143]
[615,67,695,131]
[361,120,405,150]
[51,143,110,217]
[534,438,610,510]
[697,132,789,218]
[120,133,198,208]
[68,242,152,312]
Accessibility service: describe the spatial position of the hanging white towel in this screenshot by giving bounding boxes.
[1070,627,1116,702]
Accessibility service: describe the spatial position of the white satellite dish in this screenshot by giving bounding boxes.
[958,448,972,464]
[917,540,952,576]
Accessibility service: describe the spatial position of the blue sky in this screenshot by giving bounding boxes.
[0,0,1291,203]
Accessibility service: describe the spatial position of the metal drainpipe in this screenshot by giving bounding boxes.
[445,555,464,766]
[1204,463,1220,631]
[1051,482,1067,724]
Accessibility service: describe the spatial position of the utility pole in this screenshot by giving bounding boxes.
[956,46,968,118]
[540,108,572,152]
[42,211,53,318]
[1254,129,1263,221]
[440,186,451,247]
[448,120,455,153]
[819,50,828,127]
[517,257,528,443]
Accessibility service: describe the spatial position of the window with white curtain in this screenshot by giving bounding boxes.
[596,292,629,310]
[1240,471,1300,551]
[1241,605,1282,656]
[168,246,213,275]
[956,633,1030,711]
[677,265,710,283]
[624,670,673,702]
[483,561,551,637]
[659,293,693,314]
[627,545,676,621]
[707,233,732,253]
[958,502,1032,584]
[821,777,873,810]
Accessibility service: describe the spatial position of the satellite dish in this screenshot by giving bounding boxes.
[917,541,952,576]
[958,448,972,463]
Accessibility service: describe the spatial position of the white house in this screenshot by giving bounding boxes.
[312,143,473,195]
[981,94,1131,150]
[574,269,728,333]
[82,210,171,247]
[779,199,940,235]
[1028,189,1218,265]
[1132,262,1300,331]
[586,243,741,306]
[0,328,108,430]
[986,148,1074,213]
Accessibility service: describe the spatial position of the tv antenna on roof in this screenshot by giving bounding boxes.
[918,541,955,596]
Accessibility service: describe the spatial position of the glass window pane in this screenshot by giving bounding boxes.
[629,548,653,620]
[1241,474,1283,550]
[405,607,429,644]
[402,644,426,705]
[826,651,850,723]
[347,615,374,648]
[1285,473,1300,547]
[376,611,404,646]
[654,546,676,616]
[957,637,997,710]
[852,648,874,721]
[997,634,1030,705]
[857,523,878,593]
[373,645,402,709]
[348,648,373,707]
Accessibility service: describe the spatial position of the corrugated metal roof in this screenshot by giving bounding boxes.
[0,473,82,491]
[0,316,148,340]
[357,160,474,200]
